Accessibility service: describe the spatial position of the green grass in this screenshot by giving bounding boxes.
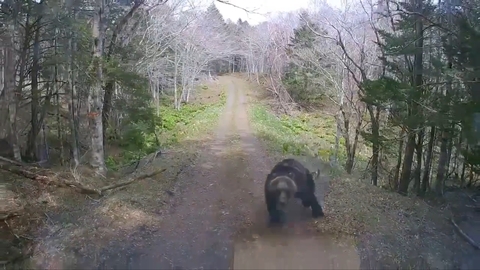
[106,89,227,170]
[250,103,338,158]
[249,102,370,176]
[160,95,227,145]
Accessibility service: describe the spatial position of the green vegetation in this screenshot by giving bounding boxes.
[283,12,333,106]
[251,103,340,158]
[105,90,226,170]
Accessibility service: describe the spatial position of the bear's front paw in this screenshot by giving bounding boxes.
[269,209,286,224]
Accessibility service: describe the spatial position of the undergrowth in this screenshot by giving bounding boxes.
[252,103,366,170]
[106,90,226,170]
[250,104,333,155]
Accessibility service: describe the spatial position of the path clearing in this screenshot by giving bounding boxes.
[54,76,361,269]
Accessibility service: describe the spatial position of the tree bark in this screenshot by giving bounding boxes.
[5,13,21,161]
[27,8,43,161]
[420,126,435,196]
[393,129,405,190]
[435,129,449,196]
[398,132,416,195]
[68,3,80,166]
[368,105,380,186]
[414,128,424,195]
[89,0,107,176]
[398,0,424,195]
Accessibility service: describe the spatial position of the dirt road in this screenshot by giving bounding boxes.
[90,77,360,269]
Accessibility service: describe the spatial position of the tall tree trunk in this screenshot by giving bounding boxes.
[435,129,449,196]
[27,12,42,161]
[5,14,21,161]
[420,126,435,196]
[436,7,455,194]
[54,28,64,165]
[102,80,114,149]
[398,132,416,195]
[68,4,80,166]
[340,100,363,175]
[89,0,107,176]
[414,128,424,195]
[393,129,405,190]
[398,0,424,195]
[368,105,380,186]
[174,51,179,110]
[467,164,474,188]
[25,0,47,161]
[460,157,466,188]
[445,125,455,177]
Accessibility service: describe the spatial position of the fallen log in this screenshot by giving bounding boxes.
[0,162,100,194]
[0,156,28,167]
[451,218,480,250]
[0,161,167,196]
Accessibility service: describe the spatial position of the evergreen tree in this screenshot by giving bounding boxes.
[284,12,333,104]
[362,0,435,194]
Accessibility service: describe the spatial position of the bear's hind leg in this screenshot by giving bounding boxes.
[304,172,323,218]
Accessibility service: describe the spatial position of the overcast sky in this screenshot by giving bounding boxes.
[214,0,343,25]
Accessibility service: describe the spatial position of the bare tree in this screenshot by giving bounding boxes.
[299,1,380,175]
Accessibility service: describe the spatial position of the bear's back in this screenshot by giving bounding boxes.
[269,158,308,187]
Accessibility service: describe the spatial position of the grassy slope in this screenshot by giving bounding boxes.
[250,103,337,157]
[245,76,469,269]
[249,100,371,173]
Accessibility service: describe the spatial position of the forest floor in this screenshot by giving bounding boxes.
[2,74,480,269]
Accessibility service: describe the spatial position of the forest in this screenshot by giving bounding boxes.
[1,0,480,268]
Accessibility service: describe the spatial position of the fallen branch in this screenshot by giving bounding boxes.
[0,161,167,196]
[99,168,166,194]
[0,162,100,194]
[0,156,27,167]
[451,218,480,250]
[0,212,21,221]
